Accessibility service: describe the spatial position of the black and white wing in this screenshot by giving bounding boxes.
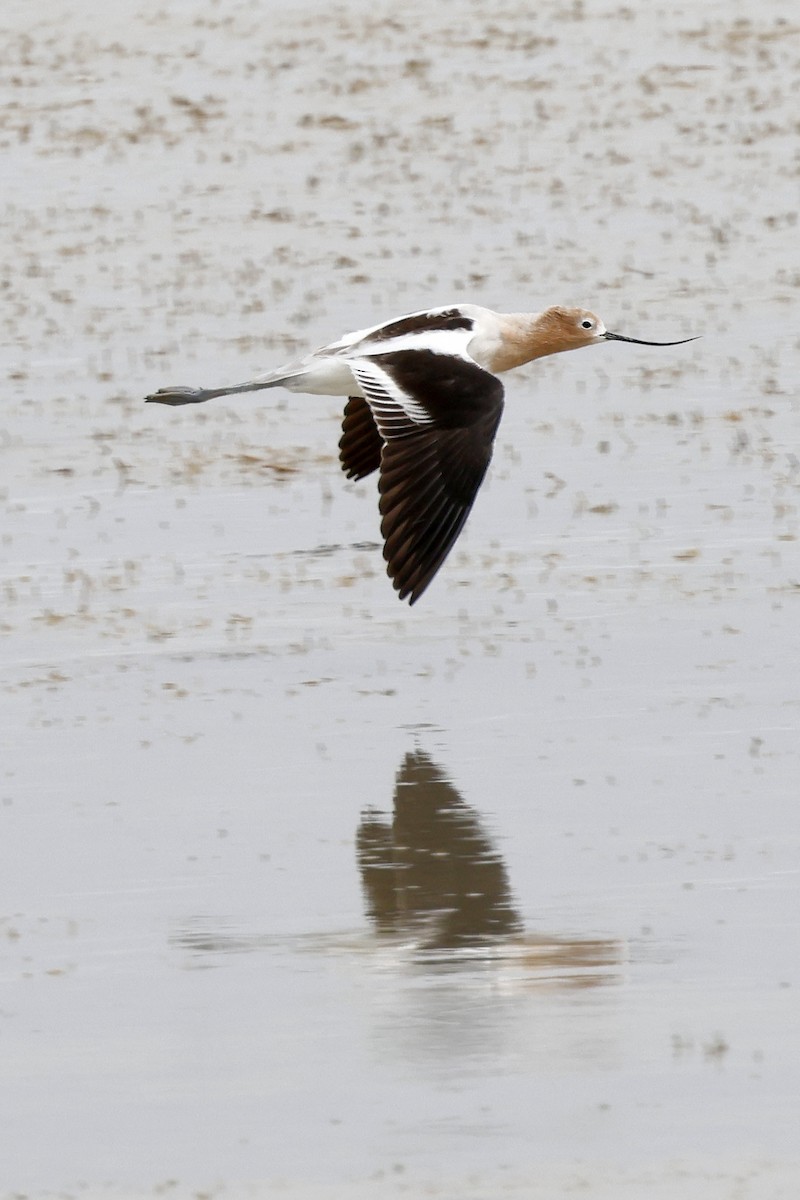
[322,304,478,358]
[347,349,505,604]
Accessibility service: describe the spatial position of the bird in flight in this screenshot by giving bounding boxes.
[146,303,696,604]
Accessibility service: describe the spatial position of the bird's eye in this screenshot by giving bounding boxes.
[580,318,594,330]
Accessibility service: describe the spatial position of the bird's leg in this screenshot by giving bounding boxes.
[145,376,286,405]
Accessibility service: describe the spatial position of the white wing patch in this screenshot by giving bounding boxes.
[349,359,436,439]
[354,328,474,361]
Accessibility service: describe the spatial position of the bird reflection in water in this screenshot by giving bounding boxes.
[357,749,621,987]
[358,750,521,951]
[171,750,620,989]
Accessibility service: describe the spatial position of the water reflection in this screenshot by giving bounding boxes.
[356,749,622,988]
[172,748,622,990]
[357,749,522,951]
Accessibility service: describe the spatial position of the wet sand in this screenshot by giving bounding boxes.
[2,1,800,1197]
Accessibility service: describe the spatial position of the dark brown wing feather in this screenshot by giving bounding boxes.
[339,396,383,480]
[346,349,504,603]
[354,351,504,604]
[379,414,502,604]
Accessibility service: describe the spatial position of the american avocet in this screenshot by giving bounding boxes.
[146,303,696,604]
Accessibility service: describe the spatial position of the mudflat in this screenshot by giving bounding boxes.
[2,2,799,1197]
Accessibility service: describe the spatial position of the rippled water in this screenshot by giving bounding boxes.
[3,1,800,1197]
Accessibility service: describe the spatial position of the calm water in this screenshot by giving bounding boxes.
[2,1,799,1197]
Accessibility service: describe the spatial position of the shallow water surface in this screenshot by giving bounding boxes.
[2,0,800,1197]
